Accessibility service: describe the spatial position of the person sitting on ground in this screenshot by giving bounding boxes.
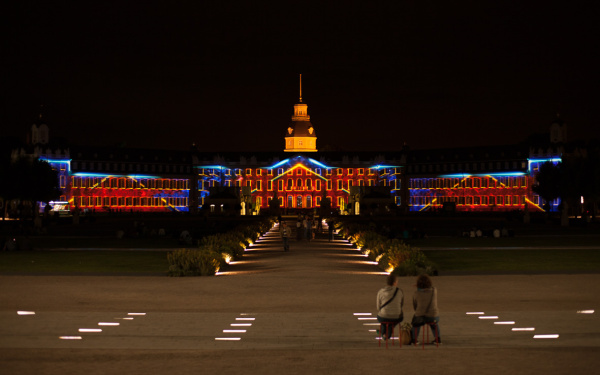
[412,274,441,345]
[376,274,404,340]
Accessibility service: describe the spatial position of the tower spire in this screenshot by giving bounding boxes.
[299,74,302,103]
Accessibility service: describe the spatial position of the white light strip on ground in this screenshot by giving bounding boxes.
[116,317,134,320]
[494,321,516,325]
[79,328,102,332]
[479,316,499,319]
[577,310,595,314]
[17,311,36,315]
[128,313,146,316]
[534,334,559,339]
[368,329,377,332]
[353,313,372,316]
[223,330,246,333]
[231,323,252,326]
[59,336,82,340]
[98,322,120,326]
[363,323,380,326]
[466,312,484,315]
[236,318,255,321]
[215,337,241,341]
[358,317,377,320]
[512,328,535,331]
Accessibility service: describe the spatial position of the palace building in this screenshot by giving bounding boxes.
[9,77,564,216]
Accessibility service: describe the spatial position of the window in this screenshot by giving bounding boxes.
[256,180,262,191]
[297,178,303,188]
[358,168,364,175]
[348,168,353,175]
[246,168,252,175]
[268,181,272,190]
[278,180,283,191]
[296,168,302,176]
[277,168,284,175]
[337,180,343,190]
[337,168,343,175]
[327,180,332,190]
[306,179,312,189]
[315,180,321,190]
[256,169,262,176]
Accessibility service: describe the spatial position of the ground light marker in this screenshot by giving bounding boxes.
[479,316,499,319]
[494,321,516,325]
[79,328,102,333]
[128,312,146,316]
[577,310,595,314]
[363,323,379,326]
[59,336,82,340]
[534,334,559,339]
[353,313,372,316]
[223,330,247,333]
[466,312,484,315]
[215,337,241,341]
[358,317,377,320]
[98,322,120,326]
[512,327,535,331]
[231,323,252,327]
[17,311,36,315]
[236,317,255,321]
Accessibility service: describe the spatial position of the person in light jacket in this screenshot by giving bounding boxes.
[376,274,404,340]
[412,274,441,344]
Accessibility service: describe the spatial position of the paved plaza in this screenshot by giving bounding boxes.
[1,220,599,374]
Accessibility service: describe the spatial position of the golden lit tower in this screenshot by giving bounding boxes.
[285,74,317,152]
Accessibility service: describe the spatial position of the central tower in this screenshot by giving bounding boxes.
[284,74,317,152]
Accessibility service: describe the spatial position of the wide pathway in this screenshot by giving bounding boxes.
[0,220,599,374]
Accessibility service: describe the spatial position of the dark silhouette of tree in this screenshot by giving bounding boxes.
[0,157,61,219]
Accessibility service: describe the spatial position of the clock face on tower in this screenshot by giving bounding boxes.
[288,127,293,134]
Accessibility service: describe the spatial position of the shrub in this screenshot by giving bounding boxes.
[167,248,221,276]
[378,239,437,276]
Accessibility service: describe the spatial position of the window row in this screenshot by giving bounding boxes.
[410,195,528,206]
[74,162,190,174]
[409,176,528,189]
[409,161,526,174]
[72,177,189,190]
[74,196,188,207]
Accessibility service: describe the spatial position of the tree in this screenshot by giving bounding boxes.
[0,157,61,219]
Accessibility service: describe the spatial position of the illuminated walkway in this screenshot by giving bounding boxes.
[1,220,599,374]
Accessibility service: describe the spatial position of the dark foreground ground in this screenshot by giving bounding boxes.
[1,222,599,375]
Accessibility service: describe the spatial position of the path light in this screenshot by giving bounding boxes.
[353,313,372,316]
[17,311,35,315]
[79,328,102,332]
[512,328,535,331]
[59,336,82,340]
[577,310,594,314]
[479,316,498,319]
[466,312,484,315]
[494,321,515,325]
[534,334,559,339]
[98,322,120,326]
[215,337,241,341]
[128,313,146,316]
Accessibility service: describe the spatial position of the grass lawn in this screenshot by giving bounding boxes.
[0,251,170,274]
[424,249,600,274]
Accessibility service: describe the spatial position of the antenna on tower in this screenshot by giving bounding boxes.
[299,74,302,103]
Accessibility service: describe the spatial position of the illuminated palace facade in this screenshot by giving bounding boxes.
[25,79,563,215]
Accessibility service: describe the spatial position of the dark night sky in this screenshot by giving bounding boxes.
[2,1,598,152]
